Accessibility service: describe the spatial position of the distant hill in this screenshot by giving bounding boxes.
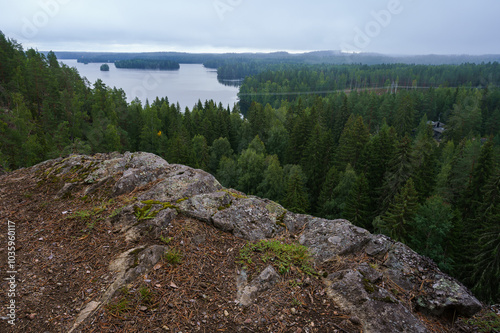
[50,50,500,66]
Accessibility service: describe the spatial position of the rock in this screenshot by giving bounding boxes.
[177,191,232,223]
[417,274,482,317]
[137,164,222,203]
[365,234,392,258]
[299,218,372,261]
[237,265,280,306]
[103,245,168,303]
[55,182,78,199]
[326,269,429,333]
[24,152,483,332]
[212,197,285,240]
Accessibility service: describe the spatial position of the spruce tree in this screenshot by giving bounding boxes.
[375,178,419,243]
[283,165,310,214]
[379,134,415,215]
[337,114,370,171]
[344,173,371,229]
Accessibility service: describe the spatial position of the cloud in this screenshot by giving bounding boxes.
[1,0,499,54]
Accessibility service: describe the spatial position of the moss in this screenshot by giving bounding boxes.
[134,200,179,221]
[238,239,317,276]
[363,278,377,293]
[218,203,232,211]
[276,211,287,228]
[175,197,189,204]
[164,247,182,265]
[220,188,248,199]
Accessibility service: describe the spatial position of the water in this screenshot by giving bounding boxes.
[59,60,239,110]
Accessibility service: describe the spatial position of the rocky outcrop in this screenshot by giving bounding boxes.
[31,152,482,332]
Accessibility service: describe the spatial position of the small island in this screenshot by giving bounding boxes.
[100,64,110,71]
[114,59,180,70]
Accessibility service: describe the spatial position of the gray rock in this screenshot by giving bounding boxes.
[177,191,232,222]
[326,269,429,333]
[299,218,372,261]
[357,262,383,284]
[138,164,222,202]
[27,152,483,332]
[237,265,280,306]
[211,197,285,240]
[417,274,482,317]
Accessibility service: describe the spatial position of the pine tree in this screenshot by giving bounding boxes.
[409,196,454,271]
[209,137,233,173]
[191,134,209,171]
[257,155,284,202]
[337,114,370,171]
[319,164,357,220]
[317,165,340,217]
[344,173,371,229]
[283,165,309,214]
[468,169,500,303]
[379,134,415,214]
[412,116,438,202]
[394,93,415,137]
[301,122,332,210]
[375,178,419,243]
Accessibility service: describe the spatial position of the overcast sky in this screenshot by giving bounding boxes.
[1,0,499,55]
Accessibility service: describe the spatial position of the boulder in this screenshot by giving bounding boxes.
[211,197,286,240]
[298,218,372,261]
[326,268,429,333]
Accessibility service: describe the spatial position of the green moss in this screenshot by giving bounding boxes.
[134,200,180,220]
[363,278,377,293]
[220,189,248,199]
[218,203,232,211]
[106,297,131,316]
[238,239,317,276]
[276,211,287,228]
[466,311,500,332]
[175,197,188,204]
[164,247,182,265]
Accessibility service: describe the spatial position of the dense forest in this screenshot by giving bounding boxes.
[1,31,499,304]
[114,59,180,70]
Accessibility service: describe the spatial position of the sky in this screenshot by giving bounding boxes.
[1,0,499,55]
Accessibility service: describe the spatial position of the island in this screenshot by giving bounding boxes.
[100,64,110,71]
[114,59,180,70]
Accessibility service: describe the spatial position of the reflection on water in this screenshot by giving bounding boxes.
[218,78,244,87]
[59,60,240,110]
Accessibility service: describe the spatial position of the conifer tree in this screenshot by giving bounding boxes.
[337,114,370,171]
[209,137,233,173]
[283,165,309,214]
[375,178,419,243]
[344,173,371,229]
[319,164,357,220]
[467,169,500,303]
[409,196,453,271]
[258,155,284,202]
[317,165,340,217]
[379,135,415,214]
[191,134,209,171]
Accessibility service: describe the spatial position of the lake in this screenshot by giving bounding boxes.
[59,60,240,110]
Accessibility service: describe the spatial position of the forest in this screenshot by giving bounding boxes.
[114,59,180,70]
[1,31,499,304]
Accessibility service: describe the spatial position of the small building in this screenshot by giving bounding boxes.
[427,121,446,141]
